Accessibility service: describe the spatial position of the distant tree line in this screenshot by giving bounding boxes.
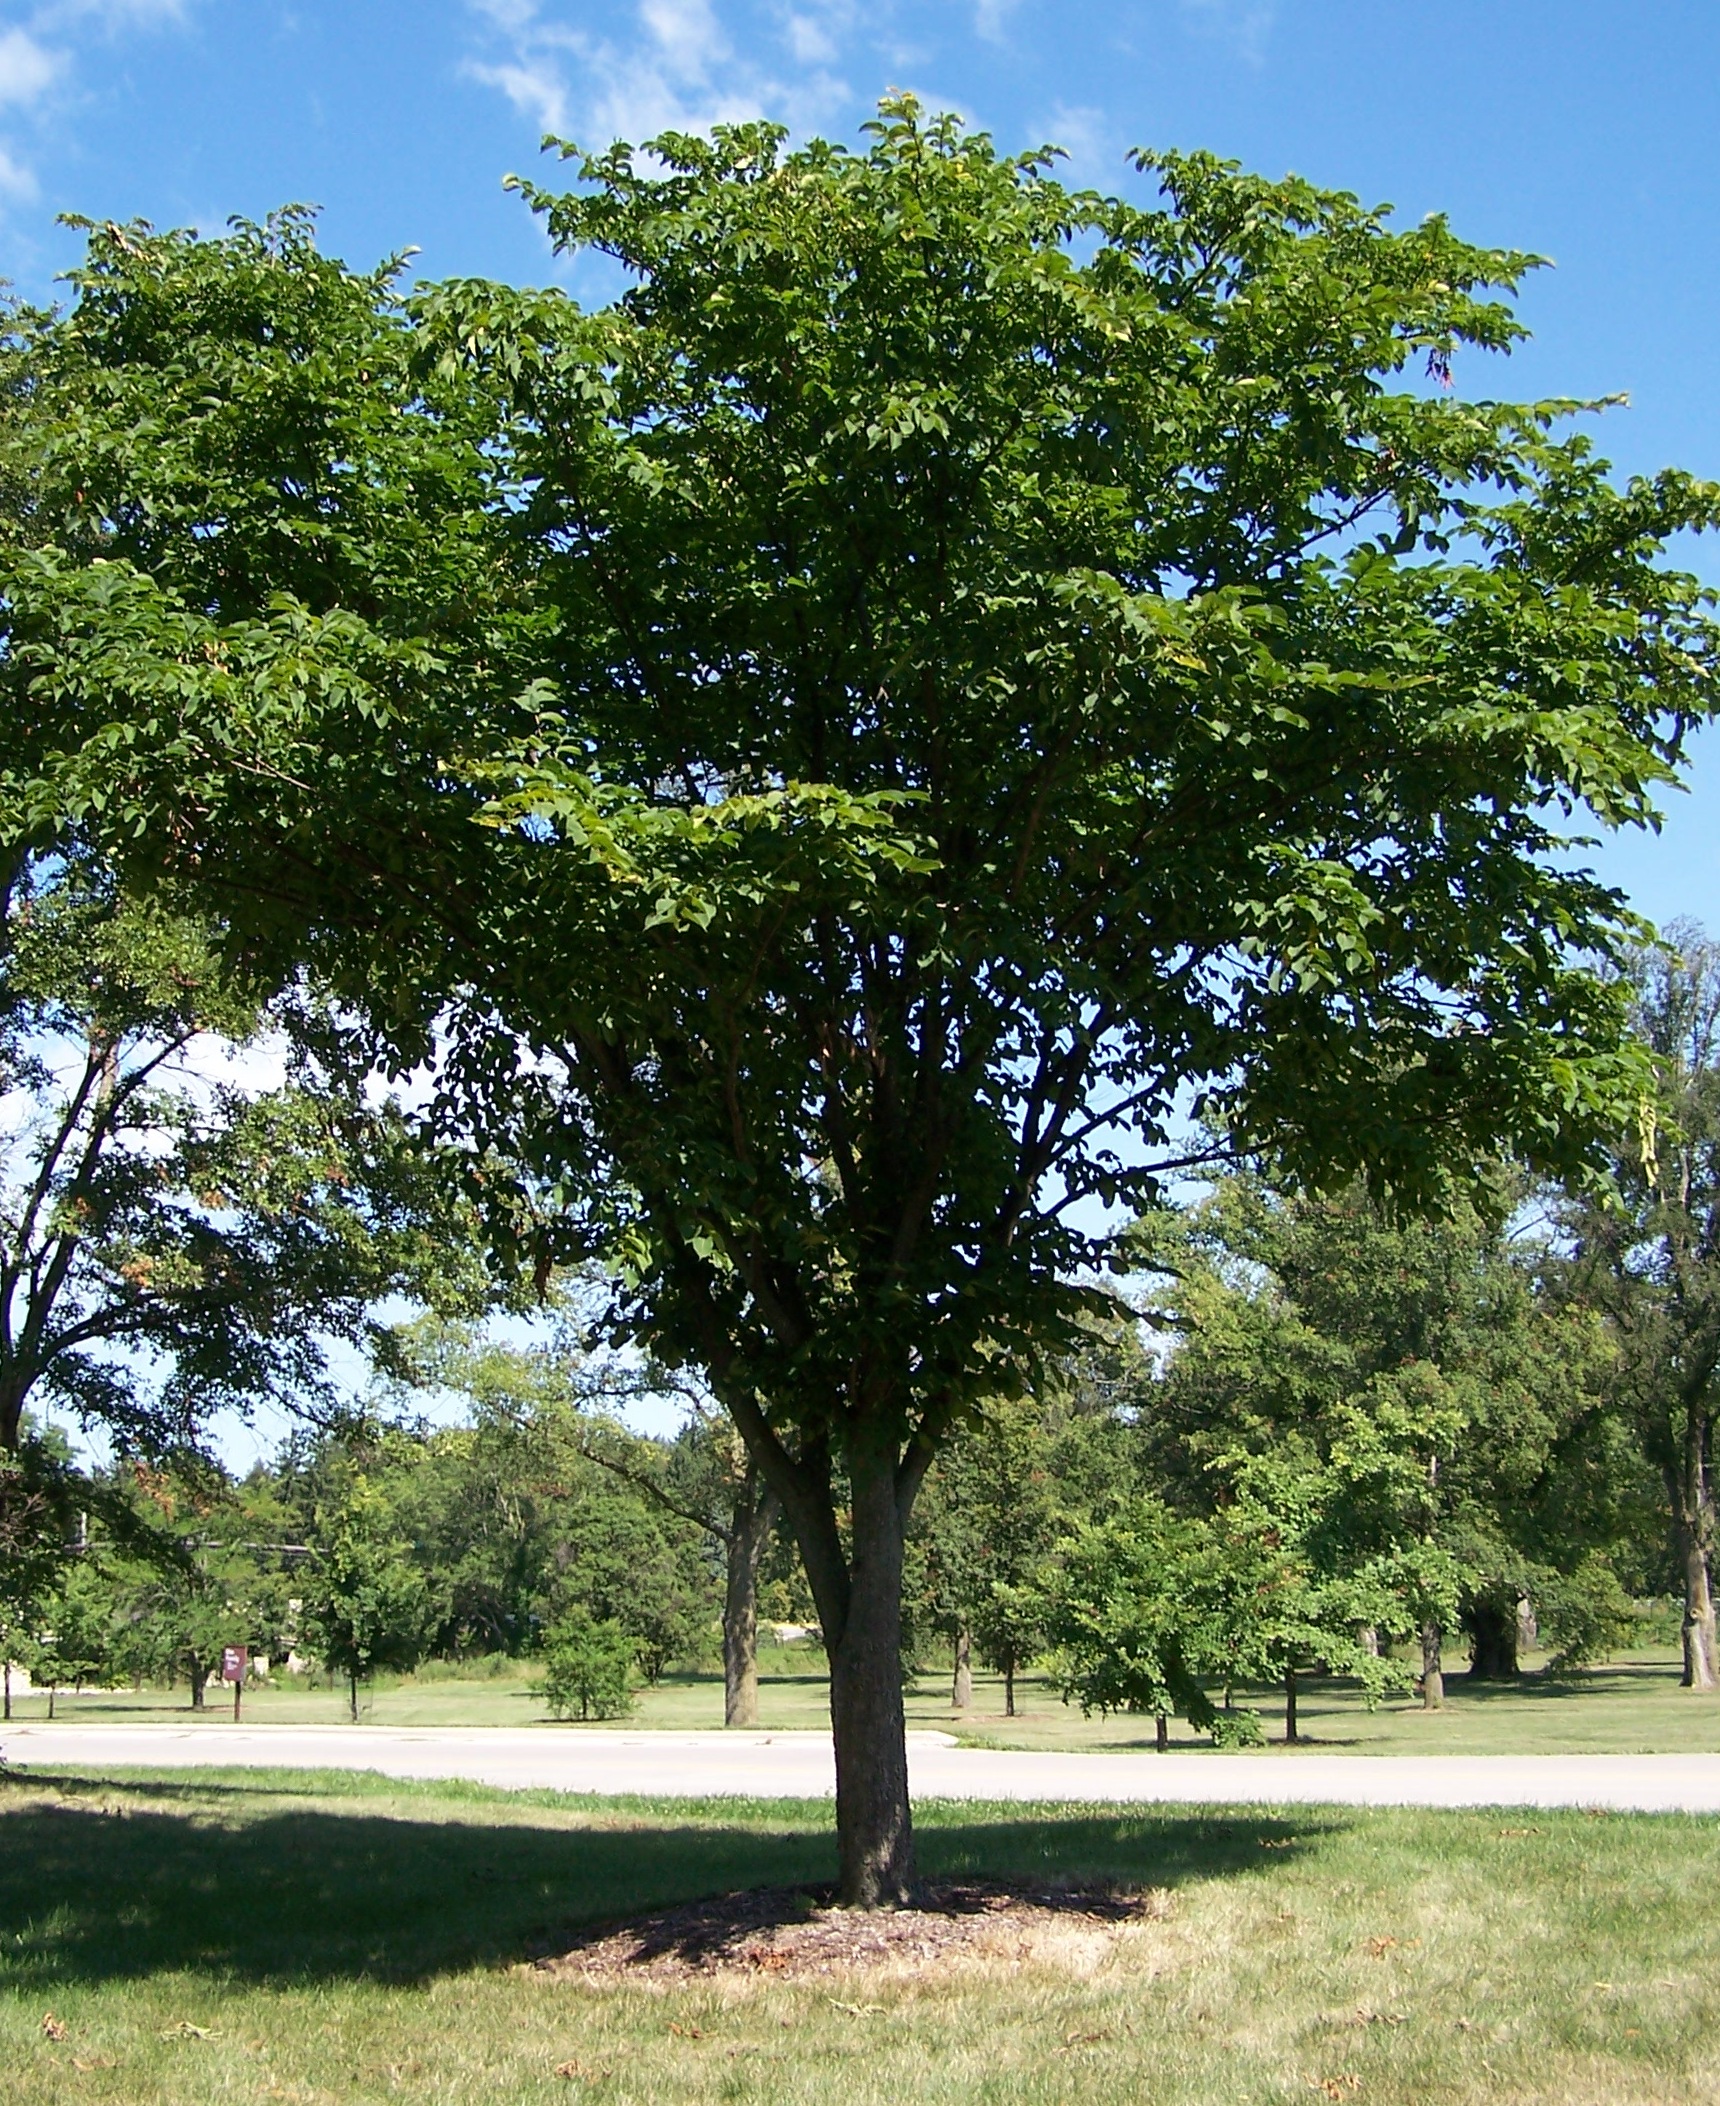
[7,906,1717,1742]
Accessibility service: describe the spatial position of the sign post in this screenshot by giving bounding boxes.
[221,1645,248,1723]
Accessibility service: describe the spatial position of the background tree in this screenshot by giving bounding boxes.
[915,1395,1059,1715]
[1142,1178,1623,1705]
[1566,925,1720,1688]
[13,106,1720,1900]
[1040,1498,1225,1747]
[106,1460,284,1708]
[0,1430,80,1718]
[302,1476,436,1719]
[580,1404,781,1727]
[0,850,487,1472]
[28,1549,114,1717]
[373,1330,717,1680]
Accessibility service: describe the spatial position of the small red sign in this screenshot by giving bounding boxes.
[221,1645,248,1684]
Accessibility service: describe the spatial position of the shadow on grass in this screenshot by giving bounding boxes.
[0,1771,1338,1992]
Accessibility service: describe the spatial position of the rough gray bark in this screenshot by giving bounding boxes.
[714,1375,926,1906]
[823,1439,915,1906]
[1420,1621,1444,1711]
[1679,1513,1718,1691]
[951,1626,972,1711]
[1669,1394,1720,1690]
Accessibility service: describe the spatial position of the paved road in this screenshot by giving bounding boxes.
[7,1721,1720,1811]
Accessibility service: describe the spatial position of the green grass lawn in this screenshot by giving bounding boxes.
[13,1643,1720,1756]
[2,1763,1716,2104]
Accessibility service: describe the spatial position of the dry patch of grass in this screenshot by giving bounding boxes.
[533,1875,1173,1984]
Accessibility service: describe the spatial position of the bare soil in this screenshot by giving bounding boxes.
[530,1877,1173,1984]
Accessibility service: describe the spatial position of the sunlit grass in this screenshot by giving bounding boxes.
[12,1643,1720,1757]
[2,1764,1716,2104]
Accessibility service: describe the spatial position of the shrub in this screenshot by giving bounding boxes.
[1538,1556,1639,1672]
[536,1611,637,1721]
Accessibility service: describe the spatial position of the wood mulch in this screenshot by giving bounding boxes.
[530,1877,1171,1984]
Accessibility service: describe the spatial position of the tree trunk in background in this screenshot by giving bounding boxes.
[1359,1626,1379,1657]
[1155,1712,1168,1753]
[189,1661,207,1711]
[349,1673,360,1722]
[723,1476,779,1729]
[1679,1518,1718,1690]
[3,1661,10,1721]
[952,1627,972,1711]
[1516,1596,1538,1657]
[1466,1594,1522,1680]
[1420,1622,1444,1711]
[1674,1407,1719,1690]
[1003,1654,1016,1718]
[1284,1666,1299,1745]
[824,1439,915,1907]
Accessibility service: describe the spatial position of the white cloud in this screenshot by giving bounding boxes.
[640,0,728,81]
[40,2,192,26]
[1032,101,1117,186]
[464,0,853,157]
[1179,0,1276,65]
[782,10,837,66]
[0,27,61,107]
[468,54,569,134]
[972,0,1021,45]
[0,0,200,217]
[0,140,38,196]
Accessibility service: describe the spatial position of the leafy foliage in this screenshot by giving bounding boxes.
[536,1607,637,1721]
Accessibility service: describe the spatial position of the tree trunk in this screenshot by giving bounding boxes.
[723,1478,778,1729]
[1359,1625,1379,1657]
[349,1672,360,1722]
[1679,1517,1718,1690]
[47,1683,56,1720]
[3,1660,10,1722]
[952,1627,972,1711]
[1673,1403,1719,1690]
[1003,1655,1016,1718]
[1284,1665,1299,1745]
[1155,1712,1168,1753]
[189,1661,207,1711]
[1420,1621,1444,1711]
[1516,1596,1538,1657]
[824,1441,915,1907]
[1466,1594,1521,1681]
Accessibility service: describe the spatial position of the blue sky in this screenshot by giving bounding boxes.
[1,0,1715,935]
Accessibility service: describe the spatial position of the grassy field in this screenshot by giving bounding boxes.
[2,1763,1717,2104]
[12,1643,1720,1756]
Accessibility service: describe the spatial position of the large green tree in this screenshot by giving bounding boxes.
[8,105,1719,1900]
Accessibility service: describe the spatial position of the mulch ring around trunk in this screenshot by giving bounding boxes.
[529,1877,1173,1984]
